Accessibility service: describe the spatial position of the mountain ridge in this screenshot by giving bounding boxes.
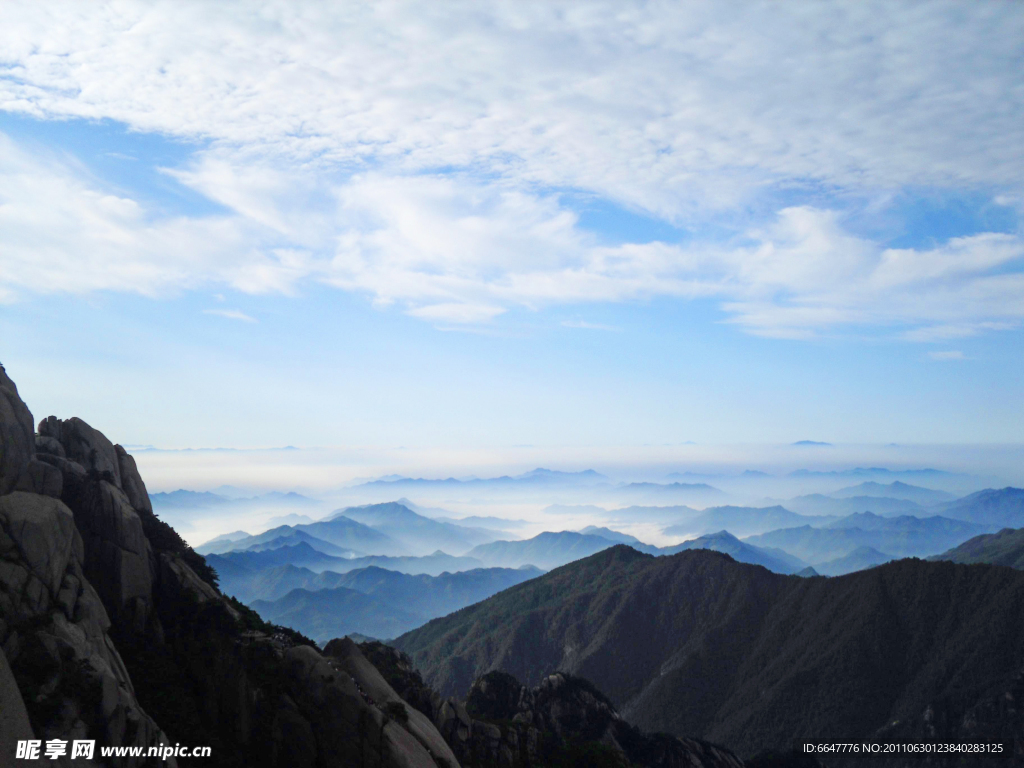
[394,544,1024,757]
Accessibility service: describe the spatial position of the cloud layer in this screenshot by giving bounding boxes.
[1,1,1022,337]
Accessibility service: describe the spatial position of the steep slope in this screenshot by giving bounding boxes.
[395,545,1024,759]
[928,527,1024,569]
[466,530,616,569]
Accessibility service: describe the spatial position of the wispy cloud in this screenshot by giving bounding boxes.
[928,350,966,361]
[203,309,257,323]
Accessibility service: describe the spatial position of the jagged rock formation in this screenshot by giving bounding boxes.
[0,363,455,767]
[359,642,745,768]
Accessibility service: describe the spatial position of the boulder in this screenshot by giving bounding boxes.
[0,364,35,496]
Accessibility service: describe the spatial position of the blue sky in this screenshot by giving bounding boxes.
[1,1,1023,454]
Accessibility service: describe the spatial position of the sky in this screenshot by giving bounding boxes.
[1,1,1023,468]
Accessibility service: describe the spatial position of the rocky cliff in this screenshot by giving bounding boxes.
[0,363,458,768]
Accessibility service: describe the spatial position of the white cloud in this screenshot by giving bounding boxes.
[203,309,257,323]
[0,1,1021,217]
[0,3,1022,339]
[2,136,1022,338]
[0,134,313,298]
[928,350,966,361]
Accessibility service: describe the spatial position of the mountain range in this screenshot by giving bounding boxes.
[209,542,485,577]
[935,487,1024,528]
[742,511,985,566]
[465,530,619,569]
[662,505,834,538]
[250,565,543,642]
[394,545,1024,758]
[330,501,510,555]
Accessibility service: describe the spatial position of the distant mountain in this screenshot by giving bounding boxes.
[814,545,895,576]
[253,586,424,642]
[330,501,503,555]
[609,482,725,504]
[334,551,486,576]
[824,511,979,536]
[792,440,832,446]
[359,468,608,490]
[214,562,319,602]
[265,512,315,527]
[935,487,1024,529]
[151,489,232,508]
[395,546,1024,757]
[928,527,1024,569]
[238,531,356,557]
[151,489,317,508]
[578,525,643,545]
[295,514,407,555]
[604,504,699,523]
[209,543,485,577]
[197,525,359,556]
[831,480,954,505]
[789,467,952,479]
[207,542,353,573]
[466,531,617,569]
[663,505,830,538]
[199,515,399,556]
[662,531,807,574]
[251,565,543,642]
[434,515,530,529]
[195,530,251,551]
[784,493,925,517]
[744,512,985,563]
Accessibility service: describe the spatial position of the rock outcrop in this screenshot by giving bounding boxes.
[0,365,34,497]
[0,362,457,767]
[0,490,176,766]
[359,642,746,768]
